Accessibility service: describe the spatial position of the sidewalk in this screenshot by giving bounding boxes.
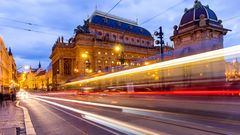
[0,100,25,135]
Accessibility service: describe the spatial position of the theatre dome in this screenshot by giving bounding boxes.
[179,0,220,27]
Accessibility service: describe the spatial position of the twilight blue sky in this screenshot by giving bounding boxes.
[0,0,239,69]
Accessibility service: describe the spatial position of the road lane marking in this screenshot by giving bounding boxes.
[33,97,160,135]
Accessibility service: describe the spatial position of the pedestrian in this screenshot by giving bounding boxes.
[10,91,14,101]
[0,93,3,107]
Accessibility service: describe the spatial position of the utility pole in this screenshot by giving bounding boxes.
[154,26,164,61]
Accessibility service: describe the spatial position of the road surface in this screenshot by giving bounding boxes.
[19,95,240,135]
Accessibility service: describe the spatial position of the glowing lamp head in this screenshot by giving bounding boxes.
[24,65,30,70]
[81,54,88,58]
[115,46,121,52]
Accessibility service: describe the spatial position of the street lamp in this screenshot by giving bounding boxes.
[114,45,125,65]
[81,53,91,75]
[17,65,30,71]
[154,26,164,61]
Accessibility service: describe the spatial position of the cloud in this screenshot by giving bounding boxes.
[0,0,240,69]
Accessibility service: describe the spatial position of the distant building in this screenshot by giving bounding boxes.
[170,0,230,58]
[20,62,47,90]
[225,58,240,81]
[50,10,160,88]
[0,36,17,94]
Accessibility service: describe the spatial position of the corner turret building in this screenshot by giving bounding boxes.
[170,0,230,58]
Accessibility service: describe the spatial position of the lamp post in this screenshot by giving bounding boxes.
[17,65,30,71]
[154,26,164,62]
[55,69,59,91]
[154,27,165,90]
[114,45,125,66]
[81,53,91,75]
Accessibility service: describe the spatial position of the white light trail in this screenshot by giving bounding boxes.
[65,45,240,85]
[33,97,160,135]
[33,95,163,113]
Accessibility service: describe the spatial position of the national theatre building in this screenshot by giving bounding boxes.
[50,10,159,88]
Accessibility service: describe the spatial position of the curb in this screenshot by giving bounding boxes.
[16,101,36,135]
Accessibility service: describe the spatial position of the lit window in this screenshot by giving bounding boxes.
[112,61,114,64]
[98,60,101,63]
[105,52,108,55]
[105,61,108,64]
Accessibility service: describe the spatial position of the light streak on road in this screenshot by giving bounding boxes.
[33,95,164,113]
[32,97,160,135]
[83,90,240,96]
[65,45,240,85]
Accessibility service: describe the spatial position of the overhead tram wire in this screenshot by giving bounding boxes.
[0,16,68,31]
[0,16,44,27]
[0,24,60,36]
[140,0,188,26]
[104,0,122,16]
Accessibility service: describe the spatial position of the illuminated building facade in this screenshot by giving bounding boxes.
[170,0,230,58]
[20,63,48,90]
[225,59,240,81]
[169,0,230,82]
[0,36,17,94]
[50,10,159,88]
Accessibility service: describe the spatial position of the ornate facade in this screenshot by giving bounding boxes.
[50,10,159,88]
[169,0,230,81]
[0,36,17,94]
[19,63,48,90]
[170,0,230,58]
